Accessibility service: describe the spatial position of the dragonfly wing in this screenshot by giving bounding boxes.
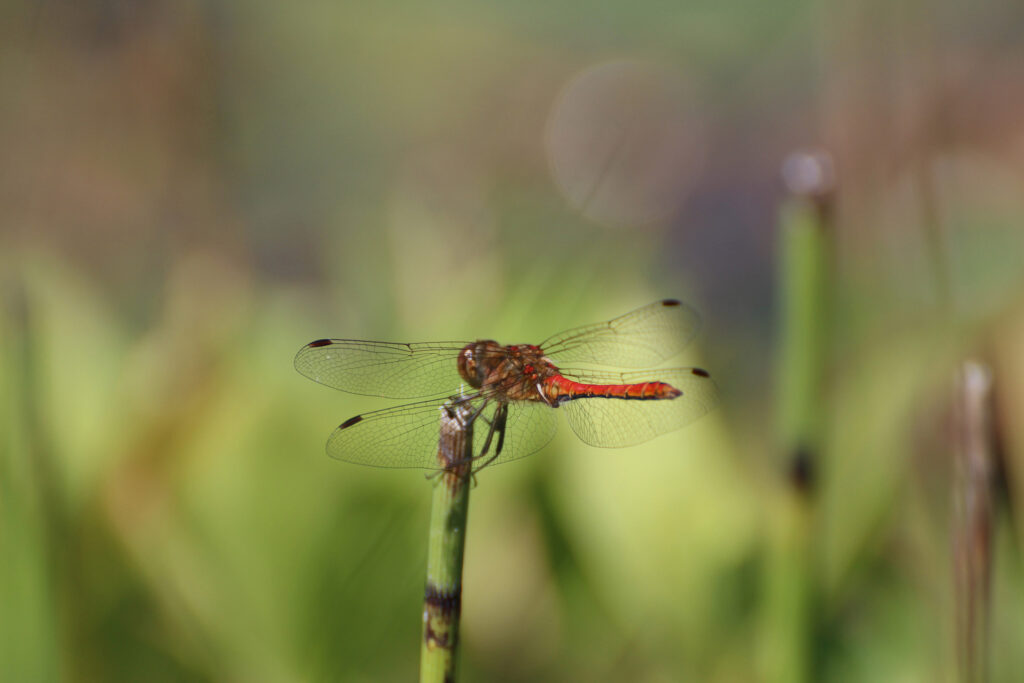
[325,396,558,470]
[541,299,702,368]
[560,368,718,448]
[327,398,466,469]
[295,339,468,398]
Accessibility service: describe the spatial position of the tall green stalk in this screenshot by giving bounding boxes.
[762,152,833,683]
[0,277,65,682]
[420,403,474,683]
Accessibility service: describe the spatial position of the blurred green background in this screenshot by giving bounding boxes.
[3,1,1024,681]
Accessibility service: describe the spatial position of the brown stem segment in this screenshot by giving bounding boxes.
[420,403,474,683]
[953,361,994,683]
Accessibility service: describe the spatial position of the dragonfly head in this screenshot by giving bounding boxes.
[458,340,497,388]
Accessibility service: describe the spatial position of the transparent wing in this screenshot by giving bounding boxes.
[560,368,718,448]
[294,339,468,399]
[541,299,702,368]
[326,399,460,469]
[325,396,558,470]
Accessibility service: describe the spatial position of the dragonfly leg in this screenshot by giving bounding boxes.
[475,405,500,460]
[494,404,508,456]
[459,397,491,428]
[433,397,508,476]
[472,402,508,474]
[430,397,489,476]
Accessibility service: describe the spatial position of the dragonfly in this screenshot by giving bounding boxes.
[295,299,718,471]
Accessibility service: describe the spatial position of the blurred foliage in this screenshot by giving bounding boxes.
[3,0,1024,681]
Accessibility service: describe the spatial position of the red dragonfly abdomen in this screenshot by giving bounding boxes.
[543,374,682,405]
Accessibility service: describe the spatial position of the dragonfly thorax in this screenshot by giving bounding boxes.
[458,340,558,401]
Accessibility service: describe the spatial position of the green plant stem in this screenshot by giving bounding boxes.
[420,404,474,683]
[0,277,64,682]
[777,201,828,461]
[763,167,831,683]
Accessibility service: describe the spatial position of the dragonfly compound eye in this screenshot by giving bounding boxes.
[458,344,481,388]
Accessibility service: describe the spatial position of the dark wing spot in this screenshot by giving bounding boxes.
[691,368,710,378]
[340,415,363,429]
[308,339,333,348]
[662,299,681,307]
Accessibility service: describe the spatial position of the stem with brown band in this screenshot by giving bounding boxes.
[762,151,834,683]
[420,402,474,683]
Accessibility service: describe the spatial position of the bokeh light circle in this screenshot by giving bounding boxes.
[545,60,706,228]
